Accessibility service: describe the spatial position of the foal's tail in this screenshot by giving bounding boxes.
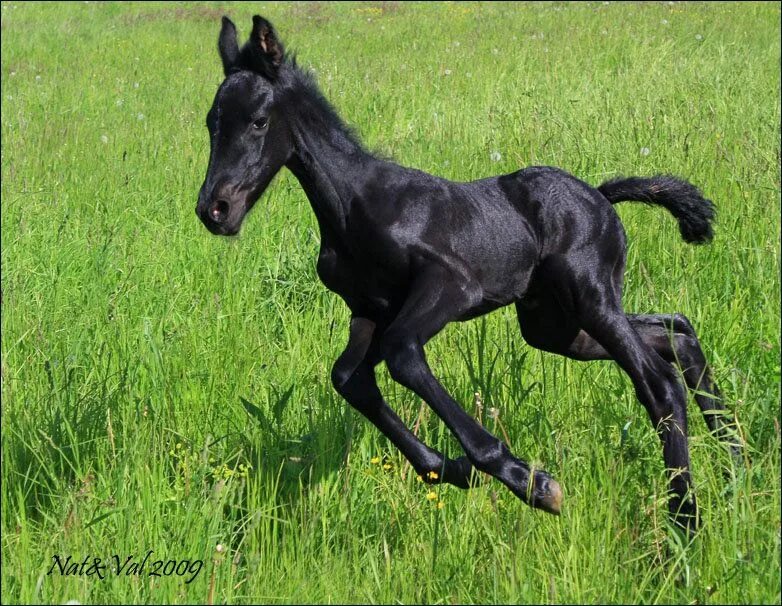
[598,175,715,244]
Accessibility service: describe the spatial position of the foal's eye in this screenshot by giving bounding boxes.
[252,117,268,130]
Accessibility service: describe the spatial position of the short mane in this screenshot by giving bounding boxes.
[278,57,370,158]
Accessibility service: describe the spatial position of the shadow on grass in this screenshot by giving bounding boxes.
[236,391,352,500]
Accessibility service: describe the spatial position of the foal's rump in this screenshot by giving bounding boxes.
[501,165,717,331]
[498,166,628,261]
[499,166,716,256]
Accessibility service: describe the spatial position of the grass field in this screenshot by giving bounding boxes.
[2,1,780,603]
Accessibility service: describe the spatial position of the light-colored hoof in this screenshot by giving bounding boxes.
[539,478,563,515]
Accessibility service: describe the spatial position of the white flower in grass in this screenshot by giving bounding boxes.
[215,544,225,553]
[137,113,145,121]
[490,151,502,162]
[116,98,123,106]
[454,41,461,47]
[695,34,703,41]
[133,82,139,88]
[444,69,452,76]
[9,71,16,77]
[661,18,669,25]
[35,75,41,81]
[100,134,108,144]
[492,48,499,55]
[640,147,651,156]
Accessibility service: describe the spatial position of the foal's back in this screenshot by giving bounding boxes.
[359,162,623,307]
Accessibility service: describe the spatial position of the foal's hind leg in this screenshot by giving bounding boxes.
[519,260,698,531]
[625,314,742,461]
[578,313,698,530]
[519,298,741,461]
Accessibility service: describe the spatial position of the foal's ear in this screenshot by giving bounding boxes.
[218,16,239,75]
[249,15,285,79]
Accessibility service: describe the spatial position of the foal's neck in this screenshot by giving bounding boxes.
[282,68,379,237]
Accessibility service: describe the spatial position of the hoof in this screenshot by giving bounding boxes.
[535,476,563,515]
[670,495,699,536]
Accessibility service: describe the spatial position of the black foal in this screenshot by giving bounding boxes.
[195,16,741,532]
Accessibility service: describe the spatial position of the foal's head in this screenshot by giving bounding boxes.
[196,16,292,236]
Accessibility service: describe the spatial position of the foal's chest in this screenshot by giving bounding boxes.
[316,235,405,319]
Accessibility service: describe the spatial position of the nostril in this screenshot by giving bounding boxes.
[210,199,230,223]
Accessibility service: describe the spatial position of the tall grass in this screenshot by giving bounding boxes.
[2,2,780,603]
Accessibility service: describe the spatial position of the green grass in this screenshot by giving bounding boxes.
[2,1,779,603]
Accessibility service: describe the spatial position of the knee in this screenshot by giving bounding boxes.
[331,358,355,395]
[674,336,706,372]
[641,372,687,421]
[636,353,684,396]
[672,313,695,336]
[330,360,381,417]
[669,315,706,369]
[381,333,422,386]
[672,313,705,351]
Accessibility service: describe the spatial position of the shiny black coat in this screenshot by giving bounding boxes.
[195,15,741,533]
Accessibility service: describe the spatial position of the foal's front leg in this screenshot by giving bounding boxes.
[332,316,476,487]
[380,268,563,514]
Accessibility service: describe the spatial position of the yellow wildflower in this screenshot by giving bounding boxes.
[426,491,438,501]
[437,501,445,509]
[370,456,381,465]
[427,471,439,480]
[383,463,392,470]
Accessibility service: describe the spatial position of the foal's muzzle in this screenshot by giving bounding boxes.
[196,193,242,236]
[208,199,231,224]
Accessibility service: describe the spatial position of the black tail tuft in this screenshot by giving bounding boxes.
[598,175,716,244]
